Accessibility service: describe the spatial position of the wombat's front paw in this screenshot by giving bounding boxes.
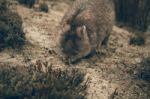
[68,57,77,64]
[67,56,79,64]
[96,48,101,56]
[96,48,107,57]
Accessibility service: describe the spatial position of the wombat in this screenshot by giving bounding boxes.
[59,0,114,63]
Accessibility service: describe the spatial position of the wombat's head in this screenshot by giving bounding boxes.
[61,26,87,56]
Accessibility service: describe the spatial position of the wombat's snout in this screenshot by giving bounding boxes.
[61,31,80,56]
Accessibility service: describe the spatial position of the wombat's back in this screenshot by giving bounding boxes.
[73,0,114,48]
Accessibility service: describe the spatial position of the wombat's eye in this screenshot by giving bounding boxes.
[76,35,82,40]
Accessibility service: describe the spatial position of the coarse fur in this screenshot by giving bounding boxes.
[60,0,115,63]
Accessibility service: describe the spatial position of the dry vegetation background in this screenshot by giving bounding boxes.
[0,0,150,99]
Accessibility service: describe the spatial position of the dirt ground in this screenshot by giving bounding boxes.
[0,1,150,99]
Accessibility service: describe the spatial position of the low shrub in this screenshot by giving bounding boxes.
[0,64,87,99]
[18,0,36,8]
[138,57,150,83]
[0,0,7,11]
[40,3,49,13]
[0,0,25,49]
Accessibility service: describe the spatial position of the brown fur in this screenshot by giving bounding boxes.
[60,0,115,63]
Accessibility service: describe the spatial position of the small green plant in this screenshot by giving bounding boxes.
[40,3,49,13]
[18,0,36,8]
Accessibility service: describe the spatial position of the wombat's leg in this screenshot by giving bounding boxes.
[96,37,103,54]
[68,26,91,63]
[96,43,102,56]
[95,32,107,56]
[100,34,110,54]
[101,34,110,48]
[96,33,110,56]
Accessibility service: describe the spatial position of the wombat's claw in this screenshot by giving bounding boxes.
[67,56,78,64]
[68,58,75,64]
[96,48,107,57]
[96,49,101,55]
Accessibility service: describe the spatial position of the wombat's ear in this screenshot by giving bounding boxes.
[82,25,86,35]
[80,25,87,37]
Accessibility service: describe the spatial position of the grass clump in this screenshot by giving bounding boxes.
[138,57,150,83]
[0,0,25,50]
[129,36,145,46]
[0,0,7,11]
[0,64,87,99]
[40,3,49,13]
